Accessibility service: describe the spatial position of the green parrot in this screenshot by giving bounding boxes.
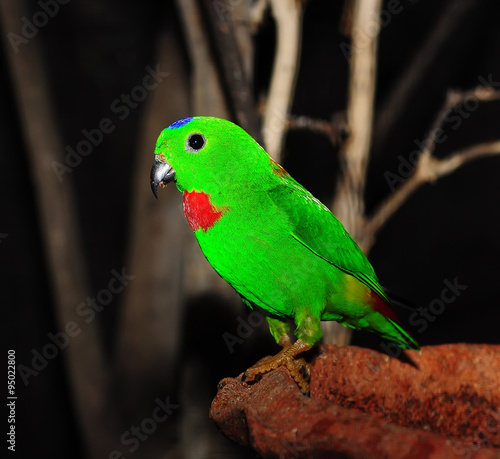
[151,116,419,392]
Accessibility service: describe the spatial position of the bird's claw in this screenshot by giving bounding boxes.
[243,348,311,393]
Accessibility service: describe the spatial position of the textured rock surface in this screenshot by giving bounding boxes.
[210,344,500,458]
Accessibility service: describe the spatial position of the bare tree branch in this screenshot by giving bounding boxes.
[419,87,500,157]
[361,87,500,253]
[361,140,500,253]
[262,0,304,161]
[331,0,383,237]
[0,1,109,456]
[325,0,383,346]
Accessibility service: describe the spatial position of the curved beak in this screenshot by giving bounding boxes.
[150,155,176,199]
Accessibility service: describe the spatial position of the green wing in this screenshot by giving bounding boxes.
[268,175,389,302]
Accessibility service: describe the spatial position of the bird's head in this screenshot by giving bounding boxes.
[150,116,271,199]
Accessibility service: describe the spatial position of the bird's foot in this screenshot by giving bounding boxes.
[243,340,312,393]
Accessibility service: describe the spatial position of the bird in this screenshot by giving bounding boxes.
[150,116,419,392]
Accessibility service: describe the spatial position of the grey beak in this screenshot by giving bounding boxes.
[150,155,176,199]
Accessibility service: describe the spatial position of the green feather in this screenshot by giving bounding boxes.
[267,176,390,303]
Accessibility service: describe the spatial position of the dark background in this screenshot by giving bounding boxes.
[2,0,500,457]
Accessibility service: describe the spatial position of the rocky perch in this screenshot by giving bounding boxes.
[210,344,500,458]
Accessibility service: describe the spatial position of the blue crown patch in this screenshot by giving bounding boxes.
[168,117,193,129]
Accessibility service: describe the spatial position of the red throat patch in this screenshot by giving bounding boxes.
[183,190,228,232]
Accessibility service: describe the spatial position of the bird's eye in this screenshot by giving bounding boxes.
[185,133,206,152]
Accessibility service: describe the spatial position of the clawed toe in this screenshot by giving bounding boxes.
[242,340,312,393]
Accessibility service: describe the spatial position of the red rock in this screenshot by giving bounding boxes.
[210,344,500,458]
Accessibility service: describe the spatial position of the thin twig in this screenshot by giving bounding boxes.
[429,140,500,178]
[421,87,500,157]
[286,115,344,146]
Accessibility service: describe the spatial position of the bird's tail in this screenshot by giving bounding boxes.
[372,290,420,350]
[387,318,420,350]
